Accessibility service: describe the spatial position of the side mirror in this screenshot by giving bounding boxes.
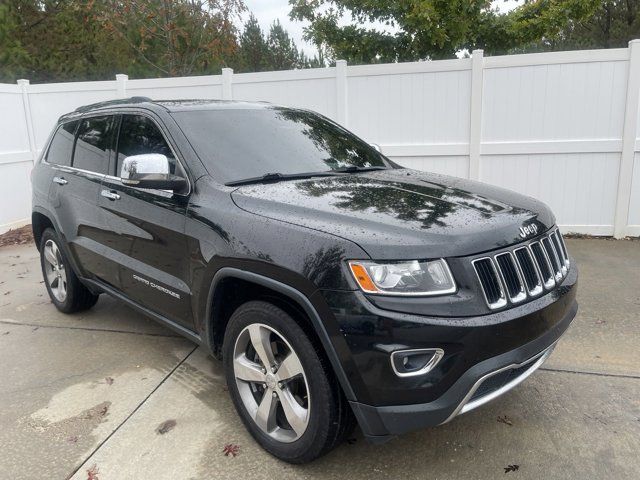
[120,154,186,191]
[370,143,382,153]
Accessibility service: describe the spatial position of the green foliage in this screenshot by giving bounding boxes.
[235,14,324,72]
[289,0,609,62]
[267,19,300,70]
[0,0,245,82]
[98,0,245,76]
[238,13,269,71]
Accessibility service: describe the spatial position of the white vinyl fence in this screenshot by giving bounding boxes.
[1,41,640,237]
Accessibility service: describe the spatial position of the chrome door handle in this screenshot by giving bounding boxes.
[52,176,68,185]
[101,190,120,201]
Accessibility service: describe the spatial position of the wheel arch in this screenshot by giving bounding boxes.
[205,268,356,401]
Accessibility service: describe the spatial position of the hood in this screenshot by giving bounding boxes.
[230,169,555,259]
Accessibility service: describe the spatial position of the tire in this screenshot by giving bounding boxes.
[39,228,99,313]
[223,300,355,463]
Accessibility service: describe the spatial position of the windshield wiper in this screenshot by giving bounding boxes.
[225,171,339,187]
[332,166,388,173]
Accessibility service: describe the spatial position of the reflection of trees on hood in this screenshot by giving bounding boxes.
[297,177,457,229]
[271,107,388,170]
[296,176,502,230]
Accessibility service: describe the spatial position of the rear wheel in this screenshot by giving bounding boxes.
[39,228,99,313]
[223,300,354,463]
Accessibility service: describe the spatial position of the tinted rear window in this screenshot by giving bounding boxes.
[46,120,78,166]
[172,107,390,183]
[73,116,114,174]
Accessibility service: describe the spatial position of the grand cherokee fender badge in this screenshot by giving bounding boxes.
[519,223,539,239]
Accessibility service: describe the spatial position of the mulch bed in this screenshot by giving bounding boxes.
[0,225,34,247]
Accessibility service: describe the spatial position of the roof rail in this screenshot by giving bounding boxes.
[74,96,153,113]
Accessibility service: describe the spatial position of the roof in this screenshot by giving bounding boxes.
[58,98,274,122]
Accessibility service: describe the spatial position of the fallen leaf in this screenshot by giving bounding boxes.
[105,377,114,385]
[497,415,513,426]
[223,444,240,457]
[156,419,177,435]
[68,435,79,444]
[86,464,99,480]
[504,464,519,473]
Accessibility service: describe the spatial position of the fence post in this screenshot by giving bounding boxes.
[336,60,348,126]
[115,74,128,98]
[17,79,37,164]
[469,49,484,181]
[222,68,233,100]
[614,39,640,239]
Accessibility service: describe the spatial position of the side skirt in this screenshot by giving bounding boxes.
[82,278,203,345]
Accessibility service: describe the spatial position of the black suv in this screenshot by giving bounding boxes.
[32,98,577,463]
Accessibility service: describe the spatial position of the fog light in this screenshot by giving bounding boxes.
[390,348,444,377]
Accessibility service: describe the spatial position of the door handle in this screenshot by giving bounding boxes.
[53,176,68,185]
[101,190,121,201]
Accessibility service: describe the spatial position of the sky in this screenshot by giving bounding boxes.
[240,0,523,57]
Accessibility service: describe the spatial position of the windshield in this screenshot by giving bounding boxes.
[171,106,395,184]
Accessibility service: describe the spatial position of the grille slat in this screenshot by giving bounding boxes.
[542,237,562,279]
[495,253,525,302]
[513,247,542,296]
[472,258,506,309]
[474,228,569,310]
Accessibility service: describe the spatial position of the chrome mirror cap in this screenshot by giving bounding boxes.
[120,153,169,183]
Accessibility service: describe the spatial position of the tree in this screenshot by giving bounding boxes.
[0,0,133,83]
[267,19,300,70]
[99,0,244,77]
[512,0,640,52]
[238,13,269,72]
[289,0,602,63]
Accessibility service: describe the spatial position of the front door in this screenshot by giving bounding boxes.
[97,113,193,328]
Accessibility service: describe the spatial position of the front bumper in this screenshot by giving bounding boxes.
[320,261,578,441]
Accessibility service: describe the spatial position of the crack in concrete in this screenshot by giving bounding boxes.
[540,366,640,380]
[0,319,182,339]
[65,345,199,479]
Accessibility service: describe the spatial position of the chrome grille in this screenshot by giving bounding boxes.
[473,227,570,310]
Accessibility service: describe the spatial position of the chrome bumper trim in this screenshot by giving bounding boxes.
[443,343,556,424]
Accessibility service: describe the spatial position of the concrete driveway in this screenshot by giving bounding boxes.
[0,239,638,480]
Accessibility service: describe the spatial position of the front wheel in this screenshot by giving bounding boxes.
[223,301,354,463]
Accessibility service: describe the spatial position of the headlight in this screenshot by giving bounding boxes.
[348,259,456,296]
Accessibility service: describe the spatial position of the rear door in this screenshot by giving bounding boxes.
[49,115,117,282]
[97,113,193,328]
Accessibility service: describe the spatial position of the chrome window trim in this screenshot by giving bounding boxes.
[471,257,508,310]
[390,348,445,378]
[494,252,527,304]
[442,342,556,424]
[513,246,544,297]
[43,111,192,197]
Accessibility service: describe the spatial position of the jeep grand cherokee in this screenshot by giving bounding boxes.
[31,98,578,463]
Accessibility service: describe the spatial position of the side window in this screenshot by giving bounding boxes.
[116,115,183,177]
[73,116,114,174]
[46,120,78,166]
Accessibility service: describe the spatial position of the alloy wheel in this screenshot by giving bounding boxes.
[233,323,310,443]
[43,239,67,302]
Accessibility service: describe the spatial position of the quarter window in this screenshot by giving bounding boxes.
[116,115,182,177]
[73,116,114,174]
[46,120,78,166]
